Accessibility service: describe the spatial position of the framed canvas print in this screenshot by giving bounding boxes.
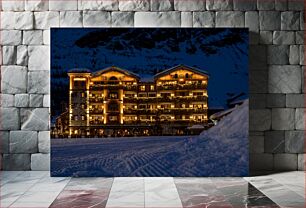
[51,28,249,177]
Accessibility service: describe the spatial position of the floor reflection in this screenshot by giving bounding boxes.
[174,178,280,208]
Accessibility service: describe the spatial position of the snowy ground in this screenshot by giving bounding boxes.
[51,100,248,177]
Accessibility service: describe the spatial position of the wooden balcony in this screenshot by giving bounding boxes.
[89,120,104,125]
[89,109,104,114]
[123,85,138,91]
[90,84,123,91]
[123,108,207,115]
[89,97,104,103]
[159,108,207,114]
[123,96,207,104]
[157,84,207,91]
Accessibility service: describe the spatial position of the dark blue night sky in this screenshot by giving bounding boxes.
[51,28,248,121]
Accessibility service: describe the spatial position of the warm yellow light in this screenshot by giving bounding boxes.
[171,116,174,119]
[171,94,174,97]
[134,94,137,97]
[204,116,207,119]
[134,116,137,120]
[134,106,137,109]
[189,92,193,96]
[179,78,184,82]
[133,82,137,85]
[157,105,160,108]
[171,105,174,108]
[73,78,86,81]
[190,116,193,119]
[204,104,207,108]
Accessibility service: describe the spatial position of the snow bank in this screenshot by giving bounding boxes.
[200,99,248,140]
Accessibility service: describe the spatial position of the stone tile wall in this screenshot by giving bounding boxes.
[0,0,304,172]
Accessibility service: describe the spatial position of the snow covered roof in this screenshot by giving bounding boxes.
[210,107,235,120]
[68,68,91,73]
[154,64,209,79]
[91,66,140,79]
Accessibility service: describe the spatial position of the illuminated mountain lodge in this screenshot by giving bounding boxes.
[54,64,209,137]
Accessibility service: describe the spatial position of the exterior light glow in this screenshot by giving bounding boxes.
[73,78,86,81]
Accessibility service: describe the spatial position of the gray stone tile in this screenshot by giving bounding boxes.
[3,154,31,170]
[274,154,298,170]
[272,108,295,130]
[264,131,285,153]
[285,130,304,153]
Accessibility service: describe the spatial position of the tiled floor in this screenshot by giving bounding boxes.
[1,171,305,208]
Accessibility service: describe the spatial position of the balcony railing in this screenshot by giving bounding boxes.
[123,108,207,115]
[123,85,138,91]
[90,85,123,91]
[123,97,139,103]
[159,108,207,114]
[123,96,207,103]
[157,84,207,91]
[89,121,104,125]
[89,109,104,114]
[89,98,104,103]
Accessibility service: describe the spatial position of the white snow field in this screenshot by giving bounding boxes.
[51,100,248,177]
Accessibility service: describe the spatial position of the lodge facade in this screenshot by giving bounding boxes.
[55,64,209,137]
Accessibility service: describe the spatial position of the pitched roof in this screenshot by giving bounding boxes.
[91,66,140,79]
[154,64,209,79]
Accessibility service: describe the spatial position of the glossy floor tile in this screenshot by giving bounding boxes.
[50,178,113,208]
[0,171,304,208]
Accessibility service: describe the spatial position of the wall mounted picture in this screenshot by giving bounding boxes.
[51,28,249,177]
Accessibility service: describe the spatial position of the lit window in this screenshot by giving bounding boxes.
[150,85,155,91]
[82,116,85,120]
[140,85,145,91]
